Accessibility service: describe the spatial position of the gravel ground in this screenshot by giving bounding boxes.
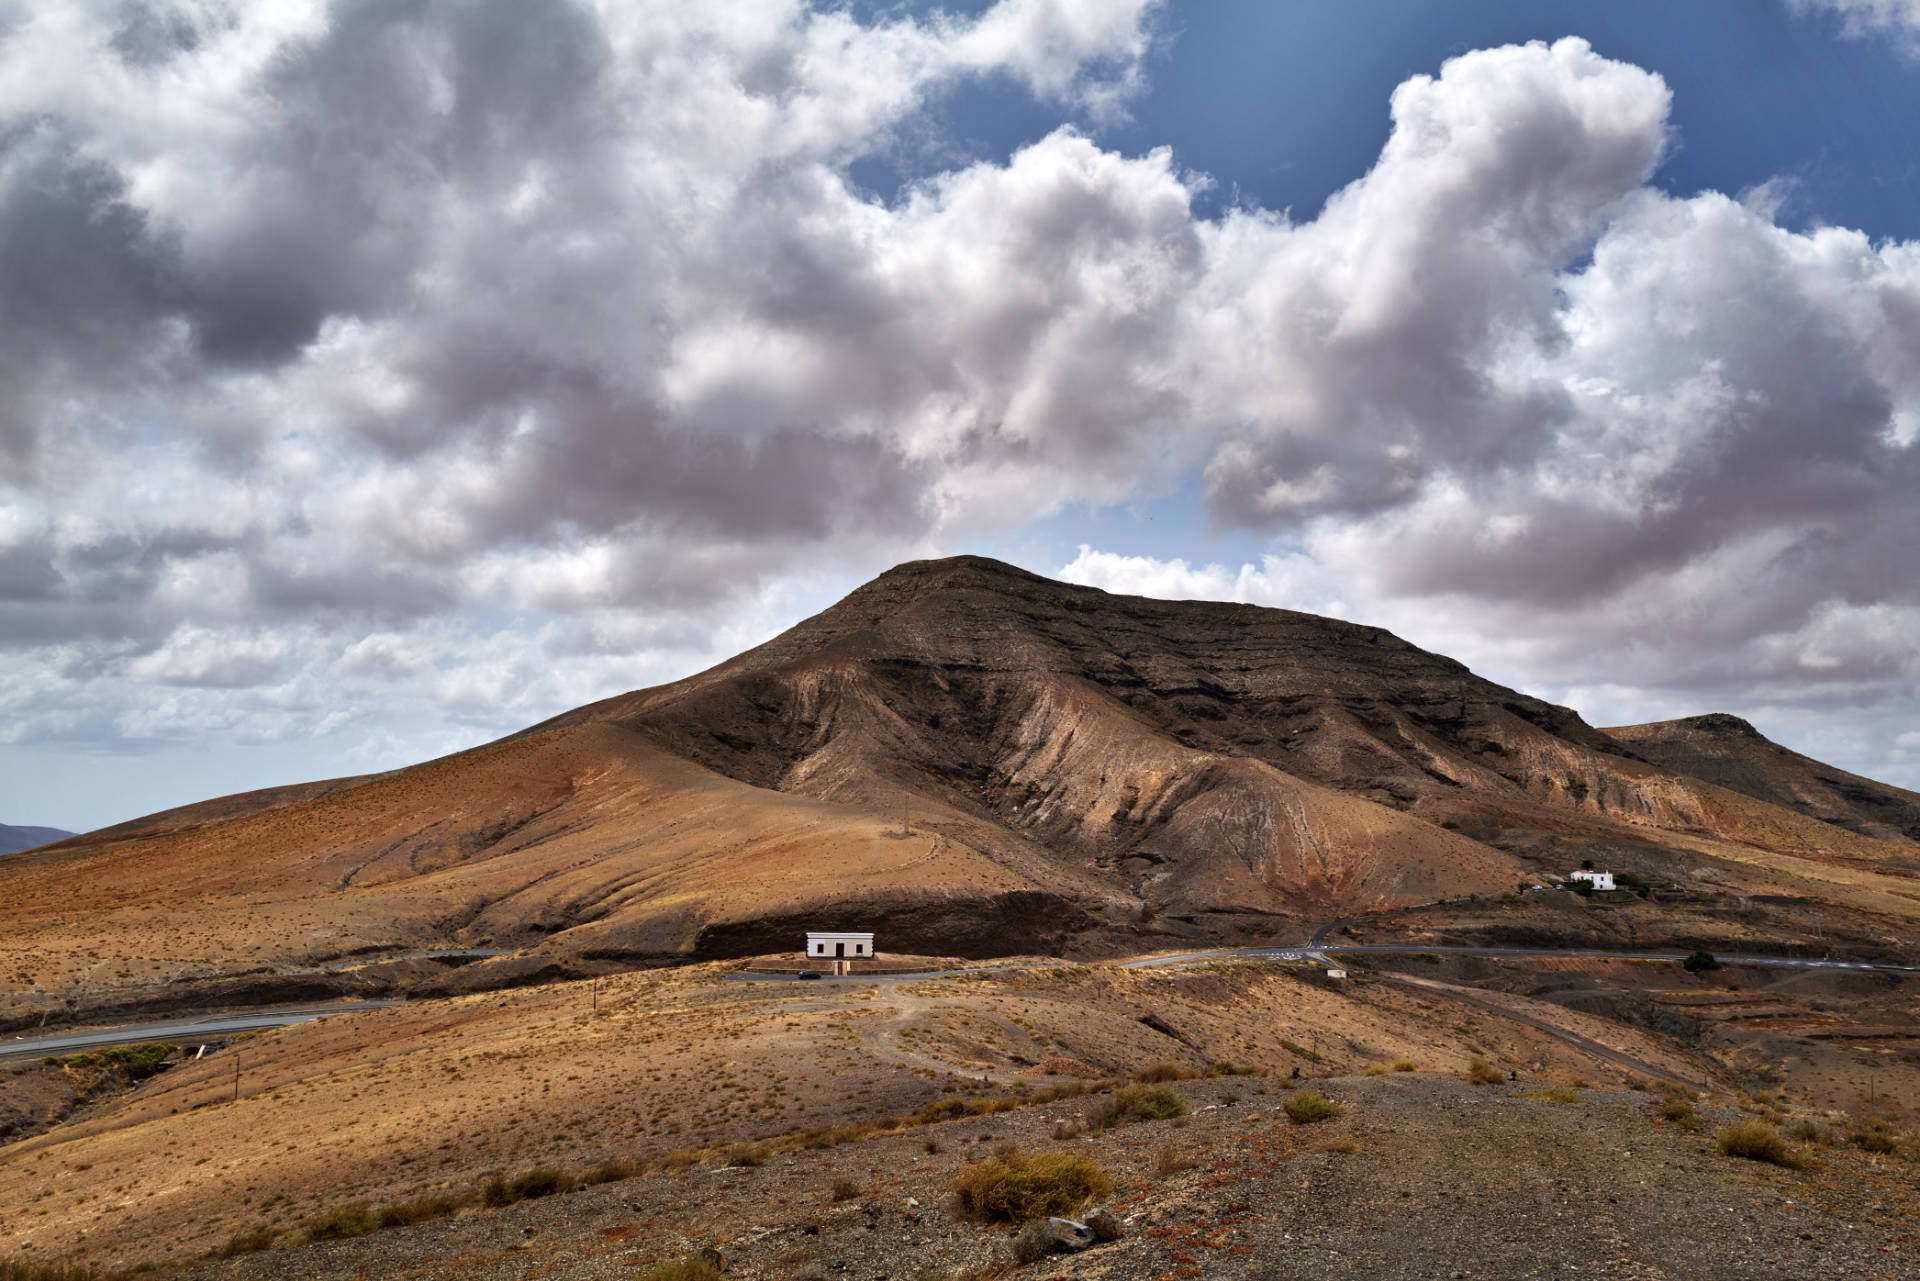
[174,1074,1920,1281]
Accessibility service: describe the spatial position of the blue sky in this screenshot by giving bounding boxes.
[4,0,1920,833]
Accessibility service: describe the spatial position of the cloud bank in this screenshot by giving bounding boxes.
[2,3,1918,810]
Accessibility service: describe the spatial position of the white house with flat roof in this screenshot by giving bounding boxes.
[1570,870,1615,892]
[806,931,874,962]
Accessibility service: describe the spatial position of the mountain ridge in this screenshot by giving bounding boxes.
[5,556,1918,1012]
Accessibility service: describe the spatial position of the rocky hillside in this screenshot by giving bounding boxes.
[6,557,1919,1002]
[1606,713,1920,845]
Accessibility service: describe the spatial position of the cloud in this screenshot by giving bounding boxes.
[4,10,1920,810]
[1789,0,1920,49]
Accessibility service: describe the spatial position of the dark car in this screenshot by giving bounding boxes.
[796,970,822,980]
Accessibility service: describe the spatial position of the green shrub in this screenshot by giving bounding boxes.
[103,1044,176,1080]
[1282,1090,1343,1124]
[1439,820,1461,830]
[1086,1083,1188,1131]
[1717,1120,1795,1166]
[1682,950,1721,973]
[950,1147,1112,1224]
[305,1203,378,1241]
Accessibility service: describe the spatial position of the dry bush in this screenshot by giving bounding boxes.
[1365,1063,1390,1076]
[634,1258,725,1281]
[1283,1089,1344,1124]
[828,1177,862,1202]
[585,1156,641,1185]
[951,1147,1113,1223]
[305,1203,378,1241]
[1392,1060,1418,1073]
[1206,1060,1261,1077]
[1134,1062,1199,1083]
[1466,1058,1503,1085]
[1086,1083,1188,1132]
[1050,1117,1085,1141]
[376,1192,469,1228]
[1538,1086,1580,1104]
[1847,1116,1902,1155]
[1787,1118,1837,1147]
[1011,1221,1055,1264]
[213,1224,277,1259]
[1319,1139,1362,1154]
[1653,1080,1697,1103]
[0,1264,109,1281]
[1717,1120,1797,1167]
[1152,1143,1198,1177]
[1659,1099,1702,1131]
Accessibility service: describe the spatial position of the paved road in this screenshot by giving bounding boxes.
[0,1000,404,1062]
[1125,940,1920,975]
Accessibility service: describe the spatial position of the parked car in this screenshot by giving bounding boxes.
[796,970,822,980]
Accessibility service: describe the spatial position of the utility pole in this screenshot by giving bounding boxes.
[902,794,910,839]
[233,1053,240,1104]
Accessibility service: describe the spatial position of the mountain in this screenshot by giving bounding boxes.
[1604,713,1920,844]
[4,556,1918,1007]
[0,823,74,857]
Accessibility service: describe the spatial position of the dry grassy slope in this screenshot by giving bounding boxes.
[0,723,1082,995]
[1607,713,1920,846]
[0,959,1732,1271]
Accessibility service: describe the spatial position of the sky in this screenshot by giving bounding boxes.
[5,0,1920,833]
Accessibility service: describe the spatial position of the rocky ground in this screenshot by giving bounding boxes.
[165,1073,1919,1281]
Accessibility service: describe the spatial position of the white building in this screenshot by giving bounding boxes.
[806,931,874,962]
[1569,870,1615,892]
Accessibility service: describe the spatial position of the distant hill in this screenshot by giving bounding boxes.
[0,824,74,857]
[4,555,1919,995]
[1604,713,1920,843]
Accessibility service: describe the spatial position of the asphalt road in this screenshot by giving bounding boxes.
[0,1000,404,1062]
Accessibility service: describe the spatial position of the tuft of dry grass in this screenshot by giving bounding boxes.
[1206,1060,1261,1077]
[212,1224,277,1259]
[1365,1063,1390,1076]
[1659,1099,1702,1131]
[1466,1057,1503,1085]
[633,1257,725,1281]
[1134,1062,1200,1083]
[1086,1083,1188,1132]
[828,1177,862,1202]
[0,1264,110,1281]
[1318,1139,1362,1154]
[951,1147,1112,1224]
[1717,1120,1798,1167]
[1152,1143,1198,1177]
[1283,1089,1344,1124]
[305,1203,379,1242]
[1392,1059,1418,1073]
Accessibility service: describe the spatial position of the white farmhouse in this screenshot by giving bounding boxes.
[805,931,875,974]
[1569,870,1615,892]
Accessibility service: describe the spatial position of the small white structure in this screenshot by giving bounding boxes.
[1326,968,1348,980]
[1569,870,1615,892]
[806,931,874,975]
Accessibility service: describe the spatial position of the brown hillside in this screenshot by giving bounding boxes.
[1606,712,1920,845]
[6,556,1920,1010]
